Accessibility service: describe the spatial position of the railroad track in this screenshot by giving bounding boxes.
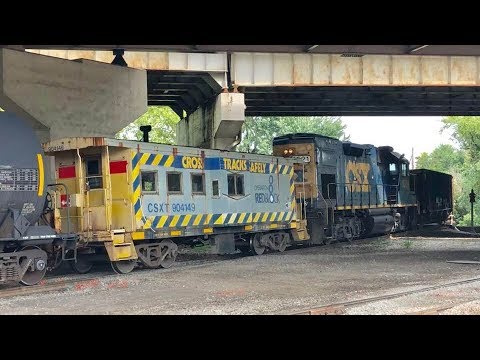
[284,276,480,315]
[0,254,235,299]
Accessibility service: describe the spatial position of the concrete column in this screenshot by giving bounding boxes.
[176,92,245,150]
[0,48,147,143]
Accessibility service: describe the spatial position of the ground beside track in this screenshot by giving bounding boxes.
[1,236,480,314]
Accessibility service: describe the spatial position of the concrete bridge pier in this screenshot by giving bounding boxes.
[0,48,147,143]
[176,92,245,150]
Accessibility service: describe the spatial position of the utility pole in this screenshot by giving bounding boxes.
[410,147,415,169]
[469,189,476,228]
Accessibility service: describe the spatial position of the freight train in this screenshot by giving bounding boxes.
[0,112,454,286]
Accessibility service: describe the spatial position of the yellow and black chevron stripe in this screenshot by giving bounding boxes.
[132,152,175,223]
[140,211,295,230]
[289,166,296,214]
[268,164,292,175]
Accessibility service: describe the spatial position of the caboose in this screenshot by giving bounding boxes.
[43,136,307,274]
[273,133,419,244]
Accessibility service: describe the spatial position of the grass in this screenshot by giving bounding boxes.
[373,237,391,250]
[403,239,414,250]
[185,244,213,254]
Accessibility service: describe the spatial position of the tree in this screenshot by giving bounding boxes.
[415,144,465,173]
[416,116,480,225]
[116,106,180,144]
[236,116,349,155]
[442,116,480,160]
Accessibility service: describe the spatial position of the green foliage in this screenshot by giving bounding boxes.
[443,116,480,161]
[417,116,480,226]
[415,144,465,173]
[236,116,349,155]
[116,106,180,144]
[403,239,413,249]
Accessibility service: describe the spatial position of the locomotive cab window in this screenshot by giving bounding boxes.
[141,171,157,193]
[85,157,103,189]
[191,174,205,195]
[167,172,182,194]
[401,163,408,177]
[227,174,244,196]
[389,163,398,175]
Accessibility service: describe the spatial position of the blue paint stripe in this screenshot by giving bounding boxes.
[145,154,155,165]
[164,215,174,227]
[177,215,185,227]
[134,200,141,213]
[132,153,140,169]
[240,213,248,223]
[172,156,183,168]
[212,214,222,224]
[152,216,161,228]
[133,176,140,191]
[204,157,222,170]
[159,156,168,166]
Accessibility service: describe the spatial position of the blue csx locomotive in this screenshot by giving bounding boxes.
[272,133,453,245]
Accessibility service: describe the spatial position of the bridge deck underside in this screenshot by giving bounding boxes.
[240,86,480,116]
[147,70,223,117]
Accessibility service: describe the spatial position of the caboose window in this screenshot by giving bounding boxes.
[167,172,182,194]
[141,171,157,193]
[85,157,103,189]
[227,174,244,196]
[212,180,219,196]
[191,174,205,195]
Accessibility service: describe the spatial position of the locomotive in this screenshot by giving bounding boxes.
[0,112,454,286]
[272,133,453,244]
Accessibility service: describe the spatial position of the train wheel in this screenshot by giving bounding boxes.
[18,246,48,286]
[70,255,94,274]
[137,245,163,269]
[238,245,251,255]
[278,234,288,252]
[250,233,266,255]
[159,240,178,269]
[111,260,136,274]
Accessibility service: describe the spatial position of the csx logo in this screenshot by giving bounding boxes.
[182,156,203,169]
[345,161,371,192]
[223,158,247,171]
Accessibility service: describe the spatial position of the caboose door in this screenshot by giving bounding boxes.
[81,147,112,235]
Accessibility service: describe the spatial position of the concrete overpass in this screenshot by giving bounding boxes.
[3,45,480,149]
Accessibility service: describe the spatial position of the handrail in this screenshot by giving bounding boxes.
[47,183,71,234]
[327,182,400,208]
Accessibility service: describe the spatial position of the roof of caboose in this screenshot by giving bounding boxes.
[42,136,298,165]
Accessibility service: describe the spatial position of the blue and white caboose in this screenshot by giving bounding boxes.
[43,136,308,274]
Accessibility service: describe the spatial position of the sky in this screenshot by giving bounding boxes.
[341,116,458,163]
